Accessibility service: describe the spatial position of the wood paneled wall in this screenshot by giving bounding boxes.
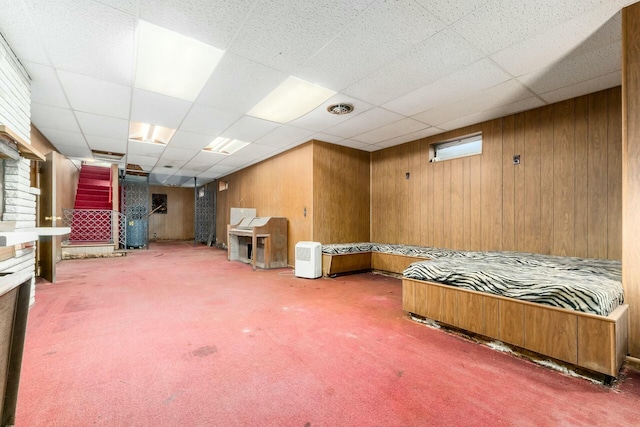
[215,143,314,263]
[312,141,370,244]
[371,87,622,259]
[148,186,194,240]
[622,4,640,357]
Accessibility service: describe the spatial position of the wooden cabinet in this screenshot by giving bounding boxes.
[227,217,287,269]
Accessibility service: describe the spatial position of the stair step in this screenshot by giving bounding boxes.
[81,165,111,174]
[74,203,113,210]
[78,178,111,187]
[79,175,110,182]
[76,193,110,201]
[77,188,111,196]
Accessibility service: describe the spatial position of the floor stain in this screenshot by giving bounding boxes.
[190,345,218,357]
[163,390,184,404]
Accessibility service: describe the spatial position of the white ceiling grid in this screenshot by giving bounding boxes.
[0,0,634,186]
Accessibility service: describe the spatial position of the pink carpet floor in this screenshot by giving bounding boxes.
[15,242,640,426]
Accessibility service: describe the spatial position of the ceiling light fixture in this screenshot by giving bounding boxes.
[128,121,176,145]
[247,76,336,123]
[203,137,250,155]
[134,20,225,101]
[327,103,354,115]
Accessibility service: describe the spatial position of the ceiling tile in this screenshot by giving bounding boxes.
[352,118,428,144]
[491,5,621,78]
[179,104,241,136]
[85,135,127,153]
[168,131,213,151]
[196,54,288,115]
[451,0,608,56]
[307,133,344,144]
[75,112,128,139]
[177,166,210,175]
[437,97,545,131]
[140,0,254,49]
[93,0,139,15]
[539,71,621,105]
[181,164,213,174]
[25,0,135,85]
[568,10,621,59]
[126,154,159,168]
[229,0,373,73]
[383,59,511,117]
[221,116,280,142]
[358,144,381,152]
[323,108,404,138]
[58,70,131,119]
[31,104,81,133]
[289,95,373,132]
[24,61,69,108]
[0,1,49,64]
[130,89,193,129]
[214,155,251,168]
[234,143,277,159]
[332,139,372,151]
[161,147,197,162]
[189,151,227,166]
[415,0,489,25]
[51,143,92,159]
[343,28,484,105]
[519,42,620,95]
[254,125,315,148]
[127,140,166,156]
[297,0,445,90]
[413,79,534,127]
[36,127,86,148]
[203,164,236,175]
[374,127,443,148]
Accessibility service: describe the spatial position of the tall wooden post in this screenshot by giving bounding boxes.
[622,3,640,357]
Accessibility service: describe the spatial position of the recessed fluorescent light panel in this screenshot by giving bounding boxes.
[203,137,249,155]
[128,121,176,145]
[135,20,225,101]
[247,77,336,123]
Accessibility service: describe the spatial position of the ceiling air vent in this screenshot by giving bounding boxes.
[326,103,354,115]
[92,150,124,162]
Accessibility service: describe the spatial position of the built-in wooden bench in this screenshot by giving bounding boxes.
[323,242,628,379]
[403,277,628,379]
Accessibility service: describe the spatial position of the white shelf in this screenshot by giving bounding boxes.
[0,227,71,246]
[21,227,71,236]
[0,231,38,246]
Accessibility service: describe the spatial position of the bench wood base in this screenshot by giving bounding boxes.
[403,277,629,378]
[322,252,427,277]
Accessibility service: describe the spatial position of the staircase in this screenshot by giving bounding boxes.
[69,165,113,243]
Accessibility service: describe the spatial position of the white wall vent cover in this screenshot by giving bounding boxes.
[295,241,322,279]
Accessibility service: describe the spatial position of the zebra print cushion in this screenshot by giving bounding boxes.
[403,257,623,316]
[321,242,467,259]
[321,242,623,316]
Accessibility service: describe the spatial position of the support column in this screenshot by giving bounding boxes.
[622,3,640,357]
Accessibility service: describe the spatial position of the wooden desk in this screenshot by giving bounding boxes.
[227,217,287,269]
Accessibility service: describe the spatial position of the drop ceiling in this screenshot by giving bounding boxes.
[0,0,634,186]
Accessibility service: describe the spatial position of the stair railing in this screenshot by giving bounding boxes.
[62,209,127,249]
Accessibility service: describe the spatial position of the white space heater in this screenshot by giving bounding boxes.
[295,241,322,279]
